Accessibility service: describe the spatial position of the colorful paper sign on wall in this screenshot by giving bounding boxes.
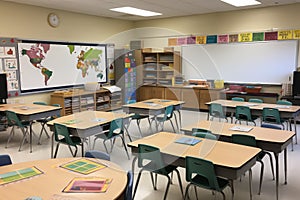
[238,33,253,42]
[168,38,177,46]
[265,32,278,40]
[252,32,264,41]
[196,36,206,44]
[177,37,187,45]
[206,35,217,44]
[187,36,196,44]
[294,30,300,39]
[229,34,238,43]
[278,30,293,40]
[217,35,229,43]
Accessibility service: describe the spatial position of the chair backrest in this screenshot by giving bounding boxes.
[276,100,292,105]
[33,102,47,105]
[232,97,245,102]
[0,154,12,166]
[138,144,166,174]
[232,134,257,147]
[54,123,77,146]
[192,128,216,140]
[6,110,25,128]
[51,104,61,118]
[163,105,174,120]
[209,103,225,118]
[125,170,133,200]
[192,132,217,140]
[185,156,221,191]
[235,106,252,121]
[84,150,110,161]
[249,98,263,103]
[261,123,282,130]
[127,100,136,104]
[262,107,281,124]
[107,118,124,139]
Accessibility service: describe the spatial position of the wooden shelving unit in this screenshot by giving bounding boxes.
[141,50,181,86]
[51,89,115,116]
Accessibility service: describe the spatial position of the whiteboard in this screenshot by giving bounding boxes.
[182,40,298,84]
[18,41,107,93]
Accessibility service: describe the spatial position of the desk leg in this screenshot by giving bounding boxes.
[294,117,298,144]
[284,148,287,185]
[274,152,279,200]
[51,133,54,158]
[249,168,252,200]
[174,112,179,133]
[30,122,33,153]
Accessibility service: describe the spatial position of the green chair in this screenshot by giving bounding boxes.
[152,105,176,133]
[276,100,292,105]
[133,144,184,200]
[5,110,31,151]
[262,107,285,129]
[184,156,232,200]
[249,98,263,103]
[53,123,83,158]
[84,150,110,161]
[235,106,257,126]
[192,128,217,140]
[232,97,245,102]
[208,103,230,122]
[33,101,51,144]
[127,100,151,138]
[93,118,130,159]
[232,134,274,195]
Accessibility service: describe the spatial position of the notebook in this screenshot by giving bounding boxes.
[175,137,201,146]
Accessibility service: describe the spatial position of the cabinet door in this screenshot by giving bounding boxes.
[137,86,153,101]
[152,87,165,99]
[165,88,181,101]
[199,89,221,110]
[182,88,200,109]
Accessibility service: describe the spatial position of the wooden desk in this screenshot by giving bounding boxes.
[0,157,127,200]
[128,132,261,199]
[47,110,132,158]
[122,99,185,132]
[0,103,61,153]
[181,120,295,200]
[207,99,300,143]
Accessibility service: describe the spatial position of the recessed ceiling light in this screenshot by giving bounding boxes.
[220,0,261,7]
[110,6,162,17]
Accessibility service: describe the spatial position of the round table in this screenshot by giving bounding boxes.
[0,157,127,200]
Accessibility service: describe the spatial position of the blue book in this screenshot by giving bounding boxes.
[175,137,201,146]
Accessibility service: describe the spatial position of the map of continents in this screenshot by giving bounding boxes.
[21,43,103,86]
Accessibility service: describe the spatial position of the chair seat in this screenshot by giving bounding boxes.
[143,161,177,175]
[57,135,82,146]
[191,174,229,191]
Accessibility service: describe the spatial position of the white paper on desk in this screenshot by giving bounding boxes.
[244,103,258,107]
[275,105,290,109]
[91,118,106,122]
[229,126,253,132]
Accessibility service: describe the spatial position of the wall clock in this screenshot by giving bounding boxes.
[47,13,60,27]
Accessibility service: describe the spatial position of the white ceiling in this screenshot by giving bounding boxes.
[3,0,300,21]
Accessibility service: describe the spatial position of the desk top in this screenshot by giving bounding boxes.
[128,132,260,169]
[207,99,300,113]
[47,110,132,129]
[122,99,184,110]
[181,120,295,144]
[0,157,127,200]
[0,103,61,115]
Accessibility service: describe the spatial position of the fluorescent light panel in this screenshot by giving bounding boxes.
[221,0,261,7]
[110,6,162,17]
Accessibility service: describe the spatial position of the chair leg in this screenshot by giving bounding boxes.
[174,168,184,198]
[184,183,193,200]
[119,135,130,160]
[150,172,156,190]
[38,122,50,145]
[194,186,198,200]
[136,120,143,138]
[54,143,60,158]
[147,117,153,134]
[258,160,264,195]
[19,128,28,151]
[220,191,226,200]
[266,152,275,180]
[5,126,15,148]
[163,175,171,200]
[170,120,176,133]
[133,169,144,200]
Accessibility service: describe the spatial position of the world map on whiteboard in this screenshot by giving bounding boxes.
[18,42,107,92]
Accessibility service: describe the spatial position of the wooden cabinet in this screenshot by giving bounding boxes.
[137,85,222,110]
[51,89,112,116]
[140,50,181,86]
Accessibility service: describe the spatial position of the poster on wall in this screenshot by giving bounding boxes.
[18,41,107,93]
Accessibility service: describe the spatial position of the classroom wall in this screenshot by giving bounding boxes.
[0,1,135,103]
